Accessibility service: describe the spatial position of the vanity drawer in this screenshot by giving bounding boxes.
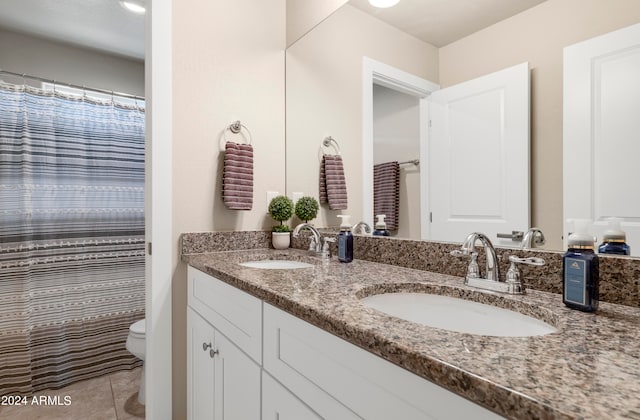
[263,303,501,420]
[187,266,262,363]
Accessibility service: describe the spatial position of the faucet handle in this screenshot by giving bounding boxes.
[321,237,336,259]
[508,256,545,266]
[450,249,466,257]
[451,250,480,279]
[505,256,545,294]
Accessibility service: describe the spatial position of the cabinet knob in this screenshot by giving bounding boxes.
[209,349,219,358]
[202,342,212,351]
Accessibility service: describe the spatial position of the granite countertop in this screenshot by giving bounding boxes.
[183,248,640,420]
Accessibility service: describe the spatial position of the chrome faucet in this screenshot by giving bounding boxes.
[352,221,372,235]
[451,232,545,295]
[293,223,322,252]
[521,228,545,249]
[293,223,334,259]
[454,232,500,281]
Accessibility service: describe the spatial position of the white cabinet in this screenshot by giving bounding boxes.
[262,372,323,420]
[187,267,261,420]
[263,303,502,420]
[187,308,261,420]
[187,307,215,420]
[188,266,502,420]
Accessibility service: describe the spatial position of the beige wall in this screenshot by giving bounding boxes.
[171,0,286,416]
[286,0,348,47]
[439,0,640,250]
[286,4,438,229]
[0,28,144,96]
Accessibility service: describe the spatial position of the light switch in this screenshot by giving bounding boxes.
[266,191,279,210]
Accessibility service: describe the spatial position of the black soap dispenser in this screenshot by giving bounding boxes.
[337,215,353,263]
[563,219,599,312]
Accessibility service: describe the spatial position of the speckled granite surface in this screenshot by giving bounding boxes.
[182,247,640,420]
[183,230,640,307]
[181,231,271,254]
[293,232,640,307]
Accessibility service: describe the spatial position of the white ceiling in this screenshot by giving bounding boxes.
[0,0,145,60]
[0,0,545,60]
[349,0,547,47]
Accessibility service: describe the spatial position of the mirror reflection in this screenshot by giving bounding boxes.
[285,0,640,251]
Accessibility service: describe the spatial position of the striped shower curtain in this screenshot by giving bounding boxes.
[0,81,145,395]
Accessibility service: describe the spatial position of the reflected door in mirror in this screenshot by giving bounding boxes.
[564,23,640,257]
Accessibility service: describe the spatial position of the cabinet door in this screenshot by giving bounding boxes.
[187,308,215,420]
[264,303,501,420]
[214,330,261,420]
[262,372,323,420]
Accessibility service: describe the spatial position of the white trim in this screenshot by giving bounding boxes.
[361,57,439,234]
[146,0,172,418]
[419,97,430,240]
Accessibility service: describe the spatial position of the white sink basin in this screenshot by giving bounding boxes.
[239,260,314,269]
[360,293,557,337]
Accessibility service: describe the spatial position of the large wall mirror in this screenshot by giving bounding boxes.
[285,0,640,252]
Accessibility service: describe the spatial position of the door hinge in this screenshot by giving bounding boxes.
[429,120,432,128]
[430,212,433,223]
[147,242,152,255]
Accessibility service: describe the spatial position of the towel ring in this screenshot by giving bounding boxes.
[321,136,341,155]
[223,120,252,145]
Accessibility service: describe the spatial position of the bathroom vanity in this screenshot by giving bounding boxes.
[186,264,498,419]
[183,246,640,419]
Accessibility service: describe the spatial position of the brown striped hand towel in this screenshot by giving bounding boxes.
[222,142,254,210]
[373,161,400,231]
[319,154,348,210]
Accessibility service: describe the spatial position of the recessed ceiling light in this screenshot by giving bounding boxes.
[368,0,400,8]
[120,0,145,14]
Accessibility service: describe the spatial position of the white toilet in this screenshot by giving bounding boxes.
[126,318,146,404]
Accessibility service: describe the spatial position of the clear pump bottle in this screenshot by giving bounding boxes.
[563,219,599,312]
[372,214,390,236]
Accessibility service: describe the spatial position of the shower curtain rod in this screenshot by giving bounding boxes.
[0,69,145,101]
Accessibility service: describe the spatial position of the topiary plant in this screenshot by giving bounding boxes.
[295,196,319,223]
[268,195,294,232]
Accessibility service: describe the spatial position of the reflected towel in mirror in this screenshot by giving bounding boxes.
[373,161,399,231]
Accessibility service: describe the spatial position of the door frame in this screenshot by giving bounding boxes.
[361,57,439,238]
[145,0,173,418]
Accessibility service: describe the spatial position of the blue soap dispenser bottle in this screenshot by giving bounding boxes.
[563,219,599,312]
[372,214,390,236]
[337,215,353,263]
[598,218,630,255]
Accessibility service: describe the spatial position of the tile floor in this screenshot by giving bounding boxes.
[0,368,144,420]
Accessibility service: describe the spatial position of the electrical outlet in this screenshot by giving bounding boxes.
[266,191,279,211]
[292,192,303,204]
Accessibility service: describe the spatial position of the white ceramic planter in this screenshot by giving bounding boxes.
[272,232,291,250]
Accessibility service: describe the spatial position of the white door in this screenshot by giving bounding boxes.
[563,23,640,256]
[428,62,530,246]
